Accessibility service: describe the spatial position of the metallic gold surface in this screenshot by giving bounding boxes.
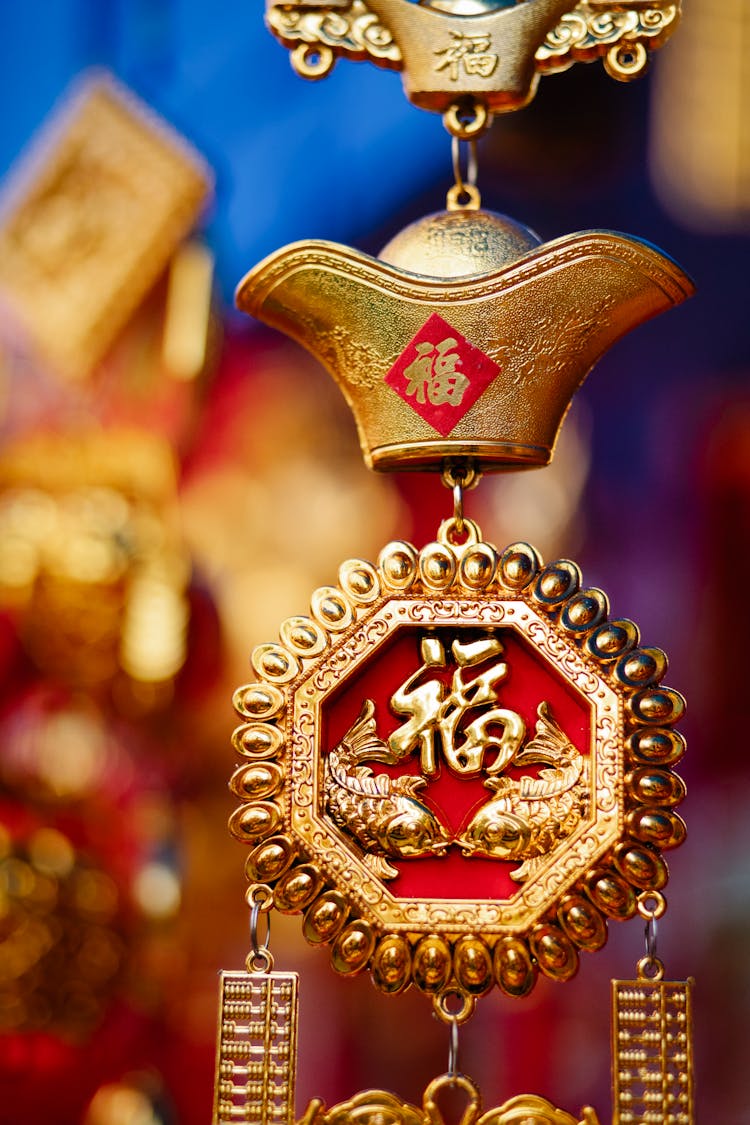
[0,73,212,379]
[299,1072,600,1125]
[266,1,682,124]
[611,975,694,1124]
[378,209,541,277]
[213,970,299,1125]
[236,216,693,472]
[229,520,687,1000]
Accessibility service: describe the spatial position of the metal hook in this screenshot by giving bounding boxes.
[246,884,274,973]
[448,1017,460,1080]
[441,461,480,539]
[448,135,481,210]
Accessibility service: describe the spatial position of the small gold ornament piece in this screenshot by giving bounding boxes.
[266,0,683,129]
[610,891,694,1124]
[214,969,300,1125]
[611,972,694,1123]
[230,518,686,1009]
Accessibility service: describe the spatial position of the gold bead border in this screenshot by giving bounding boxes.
[229,521,686,1001]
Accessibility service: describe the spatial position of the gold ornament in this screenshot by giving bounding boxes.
[298,1072,600,1125]
[229,517,686,1012]
[215,3,697,1122]
[237,209,693,472]
[265,0,683,132]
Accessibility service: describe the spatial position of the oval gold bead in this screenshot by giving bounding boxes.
[228,801,281,843]
[232,683,285,720]
[251,643,299,684]
[628,728,686,767]
[497,543,541,591]
[310,587,353,631]
[628,687,686,726]
[371,935,412,995]
[616,647,667,688]
[626,806,687,850]
[339,559,381,604]
[377,541,418,590]
[459,545,498,590]
[585,619,639,661]
[279,615,327,657]
[273,864,321,913]
[244,836,295,882]
[585,871,637,920]
[626,767,686,808]
[613,843,668,891]
[558,894,607,951]
[229,762,283,801]
[413,935,452,993]
[302,890,348,944]
[493,937,537,998]
[532,560,580,606]
[453,936,493,996]
[331,919,376,976]
[418,544,457,590]
[560,588,609,634]
[231,722,283,759]
[529,924,578,981]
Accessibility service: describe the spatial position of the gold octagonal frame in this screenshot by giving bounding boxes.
[291,598,620,934]
[229,520,687,1003]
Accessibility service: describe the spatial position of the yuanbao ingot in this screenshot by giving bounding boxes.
[236,207,693,472]
[216,2,694,1124]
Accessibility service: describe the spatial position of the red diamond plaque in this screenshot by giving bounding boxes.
[384,313,501,436]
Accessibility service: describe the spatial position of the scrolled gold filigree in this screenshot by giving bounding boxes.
[537,3,681,81]
[229,520,686,1000]
[267,0,401,80]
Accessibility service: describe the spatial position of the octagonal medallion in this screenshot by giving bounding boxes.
[230,521,686,1007]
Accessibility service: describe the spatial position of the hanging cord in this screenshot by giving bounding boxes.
[447,135,481,211]
[636,890,666,981]
[246,884,274,973]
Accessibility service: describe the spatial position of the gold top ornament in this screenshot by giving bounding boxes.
[266,0,683,135]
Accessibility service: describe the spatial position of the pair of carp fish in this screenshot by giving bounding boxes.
[325,695,590,882]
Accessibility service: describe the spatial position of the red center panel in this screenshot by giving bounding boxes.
[320,623,591,903]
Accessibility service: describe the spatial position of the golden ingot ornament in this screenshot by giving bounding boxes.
[236,208,694,472]
[266,0,683,131]
[230,519,687,1010]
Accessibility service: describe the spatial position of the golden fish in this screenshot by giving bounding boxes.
[457,702,590,881]
[325,700,451,880]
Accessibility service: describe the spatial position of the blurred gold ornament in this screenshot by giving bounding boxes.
[0,72,212,379]
[162,240,216,381]
[650,0,750,230]
[0,830,124,1037]
[0,430,189,695]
